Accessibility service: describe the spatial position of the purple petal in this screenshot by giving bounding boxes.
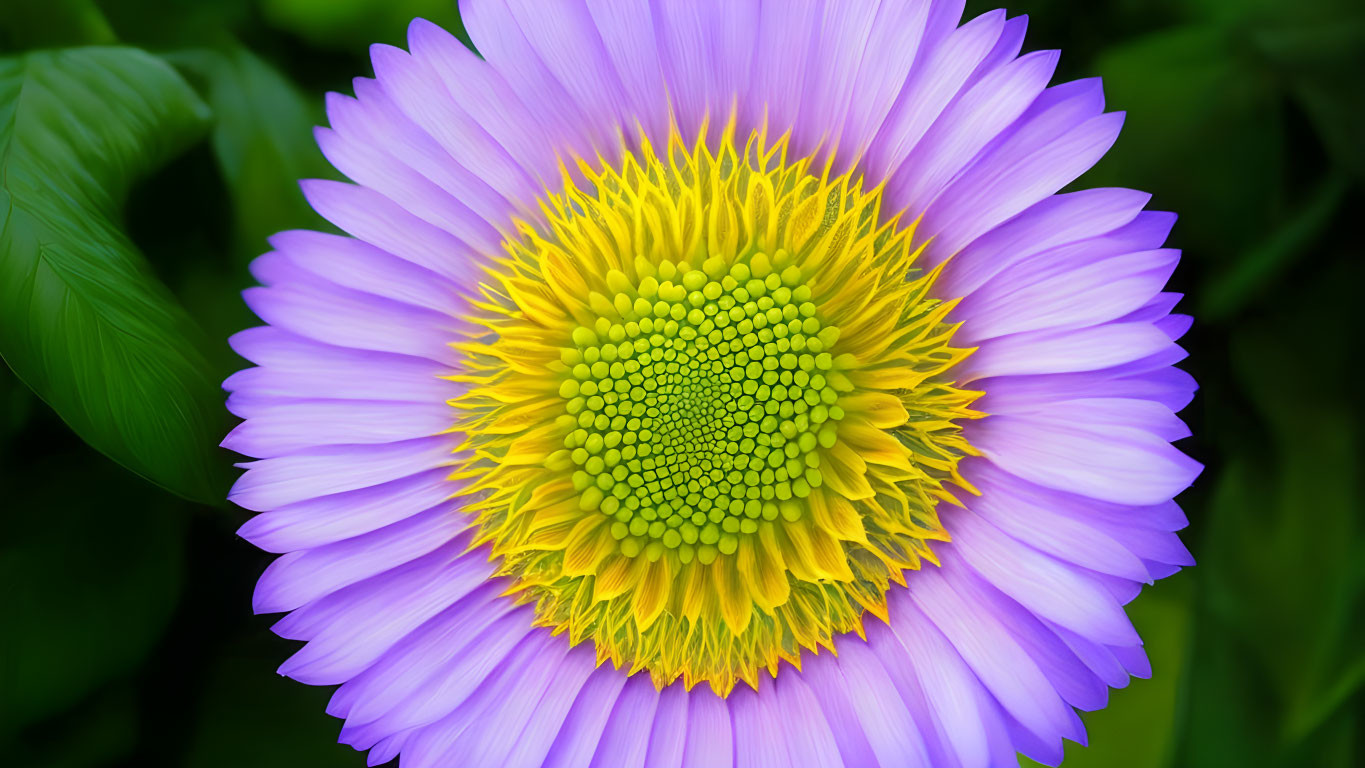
[833,0,934,165]
[252,506,469,614]
[730,680,790,768]
[315,123,507,257]
[223,397,450,458]
[501,0,633,140]
[944,553,1112,711]
[642,683,688,768]
[773,673,845,768]
[589,674,659,768]
[1119,290,1184,323]
[965,465,1150,581]
[273,545,495,684]
[939,186,1152,299]
[460,0,608,154]
[921,108,1124,260]
[968,13,1028,84]
[976,396,1190,443]
[367,42,547,211]
[1112,644,1153,679]
[584,0,669,139]
[831,640,933,767]
[975,365,1198,414]
[1046,622,1133,690]
[236,467,458,556]
[229,435,457,511]
[501,644,601,767]
[654,0,759,141]
[957,248,1178,341]
[226,327,455,403]
[263,230,465,314]
[683,687,733,767]
[797,656,881,768]
[333,76,520,232]
[1159,313,1193,341]
[947,511,1140,648]
[405,16,595,193]
[243,267,461,363]
[1117,525,1197,567]
[793,1,882,156]
[909,567,1082,747]
[973,409,1200,505]
[301,178,490,283]
[328,581,513,720]
[969,457,1189,531]
[962,322,1176,381]
[866,7,1005,181]
[881,596,1011,768]
[394,630,566,767]
[540,665,629,768]
[747,0,821,147]
[345,607,540,741]
[889,48,1059,216]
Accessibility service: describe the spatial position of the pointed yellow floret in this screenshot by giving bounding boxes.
[450,121,981,696]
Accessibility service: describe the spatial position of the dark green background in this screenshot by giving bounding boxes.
[1,1,1360,766]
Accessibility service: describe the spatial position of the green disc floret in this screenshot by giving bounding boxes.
[553,252,846,558]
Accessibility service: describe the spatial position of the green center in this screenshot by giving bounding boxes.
[557,251,847,565]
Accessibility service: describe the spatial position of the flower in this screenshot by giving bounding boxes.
[225,2,1200,766]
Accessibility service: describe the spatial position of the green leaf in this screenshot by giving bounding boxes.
[0,457,186,737]
[0,48,228,503]
[169,47,333,264]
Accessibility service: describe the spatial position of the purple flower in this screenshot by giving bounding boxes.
[225,2,1200,766]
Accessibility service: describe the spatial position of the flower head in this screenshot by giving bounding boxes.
[227,2,1199,766]
[456,124,983,696]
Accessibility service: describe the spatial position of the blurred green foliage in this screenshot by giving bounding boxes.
[1,0,1361,766]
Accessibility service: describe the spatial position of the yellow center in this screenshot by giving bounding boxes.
[451,122,981,695]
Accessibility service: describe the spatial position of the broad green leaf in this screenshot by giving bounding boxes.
[0,48,228,503]
[0,458,185,737]
[170,47,332,264]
